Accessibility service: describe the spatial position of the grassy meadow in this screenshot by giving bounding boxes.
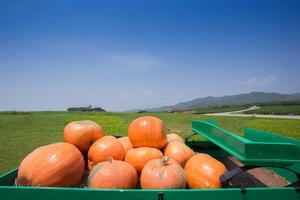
[0,111,300,174]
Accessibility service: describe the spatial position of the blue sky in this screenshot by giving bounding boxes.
[0,0,299,111]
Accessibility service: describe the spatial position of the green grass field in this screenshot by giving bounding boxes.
[0,111,300,174]
[244,105,300,115]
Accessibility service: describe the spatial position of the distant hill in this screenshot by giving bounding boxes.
[129,92,300,112]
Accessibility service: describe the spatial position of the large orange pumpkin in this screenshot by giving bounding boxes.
[167,133,184,143]
[128,116,167,149]
[124,147,163,174]
[163,141,194,167]
[88,136,125,170]
[17,143,85,187]
[88,159,138,189]
[118,136,133,153]
[184,153,227,188]
[64,120,104,153]
[140,157,186,189]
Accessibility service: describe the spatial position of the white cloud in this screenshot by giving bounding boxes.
[98,52,162,70]
[239,75,277,86]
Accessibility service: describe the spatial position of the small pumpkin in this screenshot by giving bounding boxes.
[128,116,167,149]
[88,136,125,170]
[88,159,138,189]
[140,157,186,189]
[118,136,133,153]
[125,147,163,174]
[64,120,104,153]
[17,143,85,187]
[167,133,184,143]
[184,153,227,188]
[163,141,194,167]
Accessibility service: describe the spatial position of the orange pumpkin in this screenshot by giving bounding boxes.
[124,147,163,174]
[118,136,133,153]
[64,120,104,153]
[17,143,85,187]
[163,141,194,167]
[88,136,125,170]
[167,133,184,143]
[88,159,138,189]
[184,153,227,188]
[140,157,186,189]
[128,116,167,149]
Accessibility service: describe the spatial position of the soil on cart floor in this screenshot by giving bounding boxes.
[219,157,290,188]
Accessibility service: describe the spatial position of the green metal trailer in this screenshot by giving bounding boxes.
[1,120,300,200]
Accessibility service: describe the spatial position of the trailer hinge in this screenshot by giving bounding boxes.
[240,188,247,194]
[286,175,300,192]
[158,192,164,200]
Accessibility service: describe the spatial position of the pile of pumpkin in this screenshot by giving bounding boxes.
[16,116,227,189]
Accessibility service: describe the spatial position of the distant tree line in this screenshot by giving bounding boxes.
[137,110,148,113]
[67,105,106,112]
[205,100,300,109]
[178,100,300,114]
[254,100,300,107]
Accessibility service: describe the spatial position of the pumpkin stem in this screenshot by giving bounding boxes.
[162,157,170,166]
[108,156,113,163]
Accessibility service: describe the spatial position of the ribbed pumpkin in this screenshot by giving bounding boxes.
[128,116,167,149]
[88,159,138,189]
[118,136,133,153]
[140,157,186,189]
[88,136,125,170]
[167,133,184,143]
[163,141,194,167]
[184,153,227,188]
[124,147,163,174]
[17,143,85,187]
[64,120,104,153]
